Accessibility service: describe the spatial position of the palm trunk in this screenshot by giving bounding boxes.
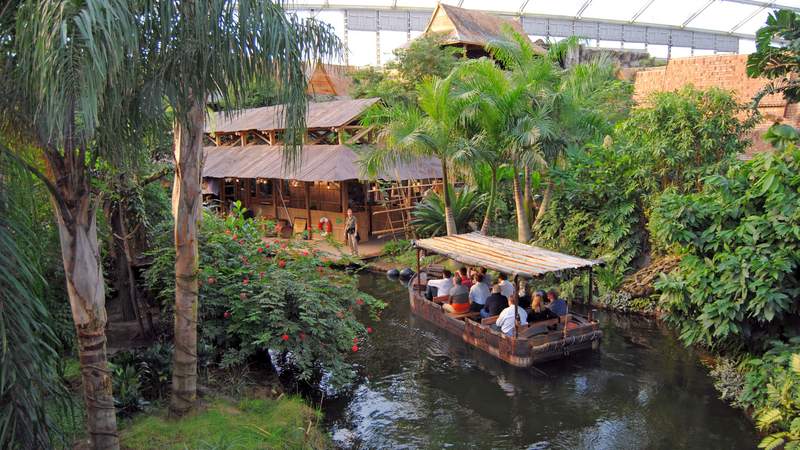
[441,159,457,235]
[48,160,119,450]
[523,168,531,219]
[170,99,204,416]
[534,181,553,225]
[512,169,531,242]
[480,166,497,235]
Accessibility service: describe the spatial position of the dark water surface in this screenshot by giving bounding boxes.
[323,274,757,449]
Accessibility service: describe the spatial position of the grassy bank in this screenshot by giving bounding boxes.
[120,396,328,450]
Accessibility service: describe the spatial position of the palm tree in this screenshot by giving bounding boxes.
[360,73,470,235]
[0,1,140,448]
[488,30,632,234]
[138,1,339,416]
[455,59,553,237]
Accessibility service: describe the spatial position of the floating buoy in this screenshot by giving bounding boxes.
[386,268,400,278]
[399,268,414,279]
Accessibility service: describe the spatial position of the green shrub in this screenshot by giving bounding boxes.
[382,239,412,256]
[411,185,486,237]
[144,207,386,388]
[651,146,800,351]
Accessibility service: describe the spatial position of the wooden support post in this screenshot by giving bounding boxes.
[341,180,349,213]
[240,132,248,146]
[268,130,276,145]
[588,267,594,305]
[304,181,311,239]
[215,133,221,146]
[513,275,520,339]
[272,179,278,219]
[337,128,345,145]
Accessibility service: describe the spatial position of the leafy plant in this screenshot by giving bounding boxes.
[748,9,800,105]
[382,239,412,256]
[411,186,486,237]
[145,208,386,388]
[651,144,800,350]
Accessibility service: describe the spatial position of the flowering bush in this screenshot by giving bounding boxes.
[145,204,385,387]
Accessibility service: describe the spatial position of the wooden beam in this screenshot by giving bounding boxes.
[346,125,373,144]
[341,180,348,213]
[337,128,345,145]
[304,181,312,239]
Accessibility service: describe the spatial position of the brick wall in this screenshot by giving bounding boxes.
[632,55,799,157]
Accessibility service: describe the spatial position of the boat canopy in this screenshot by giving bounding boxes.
[413,232,602,279]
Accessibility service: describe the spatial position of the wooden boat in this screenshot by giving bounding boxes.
[409,232,603,367]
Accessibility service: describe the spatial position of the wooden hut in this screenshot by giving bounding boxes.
[424,4,545,59]
[202,98,442,242]
[305,62,354,99]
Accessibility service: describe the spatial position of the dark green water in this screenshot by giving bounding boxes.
[323,274,758,449]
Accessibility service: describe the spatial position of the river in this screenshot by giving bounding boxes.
[322,274,758,449]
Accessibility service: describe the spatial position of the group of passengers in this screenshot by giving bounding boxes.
[424,267,567,336]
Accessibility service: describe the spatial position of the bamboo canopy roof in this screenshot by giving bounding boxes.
[414,232,602,278]
[205,98,379,134]
[203,145,442,182]
[426,4,545,53]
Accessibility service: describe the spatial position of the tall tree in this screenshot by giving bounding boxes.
[360,73,470,235]
[488,31,632,238]
[0,1,140,448]
[747,9,800,105]
[138,1,339,416]
[455,58,552,236]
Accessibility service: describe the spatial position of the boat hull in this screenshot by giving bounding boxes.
[408,277,602,367]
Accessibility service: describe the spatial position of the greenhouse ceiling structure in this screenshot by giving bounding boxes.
[287,0,800,65]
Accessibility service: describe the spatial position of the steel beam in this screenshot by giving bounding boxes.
[682,0,715,28]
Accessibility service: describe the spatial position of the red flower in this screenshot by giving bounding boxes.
[259,271,265,279]
[278,260,286,268]
[257,247,264,253]
[280,242,287,249]
[239,292,247,300]
[281,334,289,341]
[223,311,231,319]
[239,239,245,244]
[232,234,238,240]
[302,250,309,256]
[225,229,231,235]
[351,345,359,352]
[299,332,305,341]
[353,337,358,344]
[336,311,344,319]
[367,327,373,334]
[242,278,249,285]
[356,298,364,305]
[207,277,216,285]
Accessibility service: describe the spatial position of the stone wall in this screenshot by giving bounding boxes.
[632,54,799,158]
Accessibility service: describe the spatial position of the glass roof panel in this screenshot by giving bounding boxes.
[580,0,650,22]
[774,0,800,8]
[523,0,586,17]
[394,0,439,8]
[461,0,527,12]
[735,8,774,35]
[634,0,708,27]
[687,1,759,32]
[327,0,393,6]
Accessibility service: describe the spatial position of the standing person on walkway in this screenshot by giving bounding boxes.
[344,208,359,256]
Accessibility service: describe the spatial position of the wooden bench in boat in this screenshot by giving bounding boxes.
[446,311,480,320]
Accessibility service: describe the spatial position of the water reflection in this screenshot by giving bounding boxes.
[323,275,757,449]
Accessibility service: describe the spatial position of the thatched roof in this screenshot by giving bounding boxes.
[414,232,602,278]
[306,63,354,97]
[205,98,379,134]
[426,4,544,52]
[202,145,442,182]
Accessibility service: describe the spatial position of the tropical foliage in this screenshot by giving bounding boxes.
[651,145,800,351]
[411,186,487,237]
[145,206,385,387]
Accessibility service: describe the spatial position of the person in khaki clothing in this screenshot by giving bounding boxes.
[344,208,359,256]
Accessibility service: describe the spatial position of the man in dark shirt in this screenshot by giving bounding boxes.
[481,285,507,319]
[547,289,568,317]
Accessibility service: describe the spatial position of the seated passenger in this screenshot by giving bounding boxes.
[459,267,472,289]
[479,267,492,286]
[481,285,507,319]
[529,291,557,322]
[517,286,532,310]
[443,276,470,314]
[497,273,514,299]
[494,297,528,337]
[468,273,490,313]
[426,269,453,300]
[546,289,568,317]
